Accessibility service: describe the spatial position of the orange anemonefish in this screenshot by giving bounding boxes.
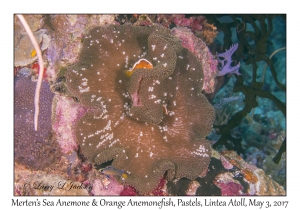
[124,58,153,77]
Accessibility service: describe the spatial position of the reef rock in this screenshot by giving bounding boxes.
[14,29,50,67]
[218,150,285,195]
[66,24,215,194]
[91,177,124,196]
[52,95,87,154]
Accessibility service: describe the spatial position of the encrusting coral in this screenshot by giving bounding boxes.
[171,27,218,94]
[14,76,61,170]
[52,95,87,154]
[65,24,215,194]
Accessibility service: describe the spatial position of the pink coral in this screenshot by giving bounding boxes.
[171,27,218,94]
[52,96,87,153]
[213,171,245,196]
[157,15,206,32]
[217,182,244,196]
[220,155,234,170]
[120,178,167,196]
[91,177,124,196]
[173,15,206,32]
[120,186,138,196]
[173,15,193,27]
[148,178,167,196]
[190,16,206,31]
[81,163,92,173]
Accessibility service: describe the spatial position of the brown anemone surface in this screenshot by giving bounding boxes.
[66,24,215,194]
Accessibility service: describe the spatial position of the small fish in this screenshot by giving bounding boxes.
[124,58,153,77]
[99,166,128,179]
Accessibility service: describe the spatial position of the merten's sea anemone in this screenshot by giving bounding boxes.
[66,24,215,194]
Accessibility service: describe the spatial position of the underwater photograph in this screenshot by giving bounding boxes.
[14,14,286,196]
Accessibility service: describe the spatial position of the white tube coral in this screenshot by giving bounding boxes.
[17,14,44,131]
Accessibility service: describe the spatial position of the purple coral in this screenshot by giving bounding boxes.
[14,76,60,170]
[217,43,240,76]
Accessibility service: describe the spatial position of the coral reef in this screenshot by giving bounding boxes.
[168,149,285,196]
[14,76,60,170]
[13,14,286,196]
[219,150,285,195]
[238,108,286,187]
[156,15,218,44]
[14,16,50,67]
[208,15,286,162]
[65,24,215,194]
[214,172,244,196]
[139,149,285,196]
